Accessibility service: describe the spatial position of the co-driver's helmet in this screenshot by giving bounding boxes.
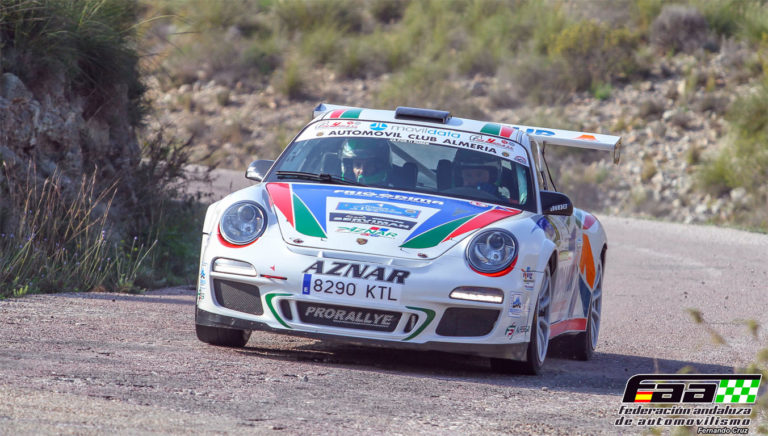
[455,149,501,184]
[340,138,391,184]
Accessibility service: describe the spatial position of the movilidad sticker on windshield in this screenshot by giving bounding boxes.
[337,202,421,218]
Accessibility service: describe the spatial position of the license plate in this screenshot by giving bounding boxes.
[301,274,402,303]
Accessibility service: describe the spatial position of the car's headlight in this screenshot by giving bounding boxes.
[466,229,518,274]
[219,201,266,245]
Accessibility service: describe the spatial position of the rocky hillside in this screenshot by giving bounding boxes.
[0,70,141,230]
[0,0,148,236]
[146,47,756,227]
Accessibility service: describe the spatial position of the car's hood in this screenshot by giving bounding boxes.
[265,182,524,260]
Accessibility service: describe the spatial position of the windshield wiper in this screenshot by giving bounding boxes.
[275,171,361,186]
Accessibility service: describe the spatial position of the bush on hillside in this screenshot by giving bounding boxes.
[376,61,485,119]
[0,1,209,295]
[698,79,768,229]
[510,19,639,103]
[650,4,711,54]
[548,20,640,92]
[0,0,147,124]
[370,0,409,23]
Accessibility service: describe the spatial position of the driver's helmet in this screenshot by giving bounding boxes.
[455,149,501,195]
[340,138,391,184]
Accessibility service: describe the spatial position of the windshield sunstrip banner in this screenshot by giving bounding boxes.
[297,121,530,167]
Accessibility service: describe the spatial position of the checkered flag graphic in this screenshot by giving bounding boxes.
[715,379,760,403]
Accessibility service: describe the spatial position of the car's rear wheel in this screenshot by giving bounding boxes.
[572,261,603,360]
[196,323,251,347]
[490,267,552,375]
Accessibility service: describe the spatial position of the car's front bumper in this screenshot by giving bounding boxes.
[196,307,529,360]
[195,227,544,361]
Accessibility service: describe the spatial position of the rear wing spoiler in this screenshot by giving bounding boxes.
[312,104,622,164]
[512,124,622,164]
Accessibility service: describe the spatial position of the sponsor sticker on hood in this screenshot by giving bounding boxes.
[266,183,521,258]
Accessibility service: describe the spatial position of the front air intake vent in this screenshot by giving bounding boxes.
[436,308,500,337]
[279,299,293,321]
[213,279,263,315]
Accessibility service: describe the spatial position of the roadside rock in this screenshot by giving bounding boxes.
[0,72,139,234]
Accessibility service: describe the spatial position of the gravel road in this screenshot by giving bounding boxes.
[1,176,766,434]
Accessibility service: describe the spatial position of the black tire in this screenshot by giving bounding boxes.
[559,260,603,361]
[490,268,552,375]
[196,323,251,348]
[576,261,604,360]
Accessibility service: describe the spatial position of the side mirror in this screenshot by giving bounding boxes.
[540,190,573,216]
[245,160,274,182]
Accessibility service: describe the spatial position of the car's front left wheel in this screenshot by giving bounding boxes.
[196,324,251,347]
[490,267,552,375]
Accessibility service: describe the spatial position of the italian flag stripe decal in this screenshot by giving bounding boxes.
[480,123,500,135]
[266,183,327,238]
[266,183,294,227]
[292,194,327,238]
[480,123,515,138]
[442,209,520,242]
[499,126,515,138]
[329,109,362,119]
[400,215,475,249]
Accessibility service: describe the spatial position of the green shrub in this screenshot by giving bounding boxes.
[636,96,666,119]
[273,57,307,100]
[0,0,146,124]
[692,92,730,115]
[688,0,768,43]
[641,158,657,183]
[520,0,568,55]
[735,1,768,44]
[697,152,732,197]
[591,82,613,100]
[161,0,264,31]
[686,144,702,166]
[691,0,741,39]
[631,0,665,34]
[334,37,379,79]
[510,16,640,103]
[376,61,485,119]
[299,25,345,66]
[274,0,363,34]
[649,4,710,54]
[241,36,282,76]
[215,89,230,106]
[548,20,640,92]
[697,78,768,229]
[0,165,154,297]
[370,0,409,24]
[125,129,212,289]
[455,15,510,77]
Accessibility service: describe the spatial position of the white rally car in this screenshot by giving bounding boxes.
[195,104,621,374]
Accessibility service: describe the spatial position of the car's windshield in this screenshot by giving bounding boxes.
[267,120,536,211]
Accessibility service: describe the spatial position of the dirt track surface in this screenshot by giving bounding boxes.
[1,215,767,435]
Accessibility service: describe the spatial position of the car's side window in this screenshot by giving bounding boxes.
[529,140,548,191]
[517,165,529,205]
